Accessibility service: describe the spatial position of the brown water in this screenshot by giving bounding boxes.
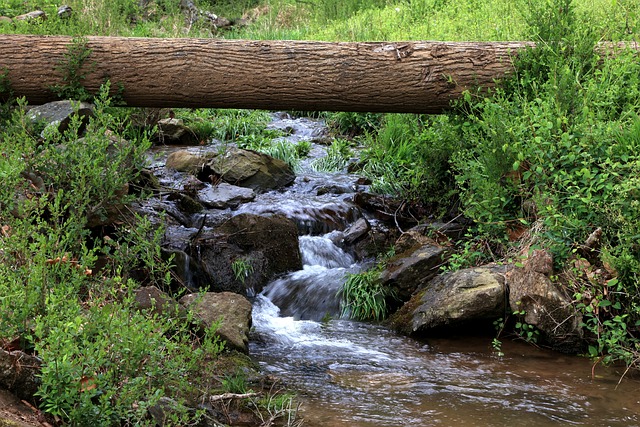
[250,235,640,427]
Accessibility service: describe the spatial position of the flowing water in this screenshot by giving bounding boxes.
[251,235,640,426]
[244,114,640,426]
[158,113,640,426]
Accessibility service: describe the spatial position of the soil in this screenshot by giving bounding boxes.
[0,389,44,427]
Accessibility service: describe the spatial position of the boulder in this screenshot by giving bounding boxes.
[507,249,582,351]
[380,232,451,302]
[27,100,93,135]
[198,183,255,209]
[208,147,295,192]
[193,214,302,294]
[156,118,199,145]
[14,10,46,21]
[166,150,210,172]
[390,264,511,335]
[180,292,252,353]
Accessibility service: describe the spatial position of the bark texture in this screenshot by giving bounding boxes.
[1,35,532,112]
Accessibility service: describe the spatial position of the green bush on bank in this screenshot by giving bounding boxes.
[449,0,640,367]
[0,89,224,425]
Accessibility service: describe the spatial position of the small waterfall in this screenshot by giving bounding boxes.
[261,233,360,321]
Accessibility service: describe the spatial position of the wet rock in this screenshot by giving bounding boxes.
[207,147,295,192]
[380,234,451,302]
[390,264,511,335]
[507,249,582,352]
[193,214,301,294]
[156,118,199,145]
[161,248,209,292]
[0,348,41,402]
[198,183,255,209]
[167,191,203,215]
[180,292,252,353]
[316,184,353,196]
[166,150,210,172]
[342,217,370,245]
[27,100,93,135]
[148,396,225,427]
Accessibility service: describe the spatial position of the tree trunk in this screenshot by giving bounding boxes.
[1,35,532,113]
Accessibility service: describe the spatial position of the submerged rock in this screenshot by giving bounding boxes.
[390,264,511,335]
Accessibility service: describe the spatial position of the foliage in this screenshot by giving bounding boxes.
[338,267,395,322]
[232,257,254,285]
[310,138,352,172]
[449,0,640,366]
[0,89,225,425]
[361,114,461,210]
[49,36,95,101]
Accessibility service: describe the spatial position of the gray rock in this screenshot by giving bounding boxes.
[180,292,252,353]
[198,182,255,209]
[208,147,295,192]
[342,217,370,245]
[194,214,302,294]
[14,10,46,21]
[57,5,72,18]
[27,100,93,135]
[0,16,12,24]
[391,264,511,335]
[380,235,451,302]
[156,118,199,145]
[507,249,582,351]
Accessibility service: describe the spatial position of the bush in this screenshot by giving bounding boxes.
[450,0,640,366]
[0,89,224,425]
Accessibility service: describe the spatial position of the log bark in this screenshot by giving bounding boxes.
[1,35,533,112]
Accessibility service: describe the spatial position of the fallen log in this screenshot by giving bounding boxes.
[0,35,532,112]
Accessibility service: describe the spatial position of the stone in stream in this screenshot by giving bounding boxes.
[205,147,295,192]
[380,229,452,303]
[197,182,255,209]
[192,213,302,295]
[389,264,511,335]
[165,149,212,172]
[156,118,199,145]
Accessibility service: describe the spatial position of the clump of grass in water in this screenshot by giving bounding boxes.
[338,269,393,321]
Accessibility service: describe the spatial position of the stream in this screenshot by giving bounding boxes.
[246,114,640,426]
[159,113,640,426]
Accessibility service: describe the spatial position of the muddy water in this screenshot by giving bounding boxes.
[251,236,640,427]
[245,114,640,427]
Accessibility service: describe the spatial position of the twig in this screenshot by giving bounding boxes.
[209,392,258,402]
